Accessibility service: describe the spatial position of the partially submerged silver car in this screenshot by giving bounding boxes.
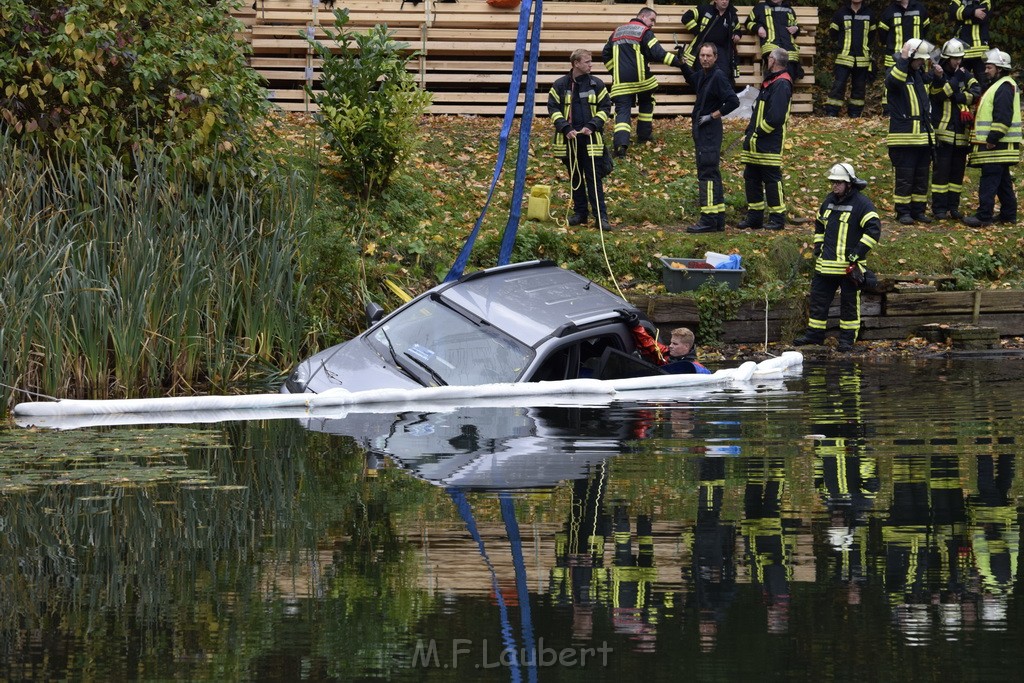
[282,260,652,394]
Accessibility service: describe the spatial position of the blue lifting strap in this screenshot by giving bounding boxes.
[443,0,542,283]
[500,492,538,682]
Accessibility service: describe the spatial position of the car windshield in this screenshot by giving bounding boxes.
[368,298,533,386]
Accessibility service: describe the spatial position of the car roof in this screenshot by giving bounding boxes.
[436,261,632,347]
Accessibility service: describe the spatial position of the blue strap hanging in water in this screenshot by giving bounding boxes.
[497,0,543,266]
[448,488,522,681]
[443,0,540,283]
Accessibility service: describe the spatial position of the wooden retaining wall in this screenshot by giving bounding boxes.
[234,0,817,116]
[630,287,1024,344]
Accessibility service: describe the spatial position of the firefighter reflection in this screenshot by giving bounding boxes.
[550,466,663,648]
[883,452,970,642]
[741,454,793,634]
[968,452,1018,629]
[809,364,878,602]
[689,455,739,652]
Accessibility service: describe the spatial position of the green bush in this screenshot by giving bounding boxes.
[306,9,432,200]
[0,0,267,182]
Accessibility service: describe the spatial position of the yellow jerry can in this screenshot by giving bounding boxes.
[526,184,551,221]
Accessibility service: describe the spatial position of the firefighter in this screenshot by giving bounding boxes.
[602,8,685,157]
[679,42,740,233]
[825,0,874,117]
[794,163,881,352]
[928,38,980,220]
[876,0,930,115]
[679,0,742,88]
[738,47,793,231]
[964,49,1020,227]
[744,0,803,82]
[886,38,938,225]
[547,49,613,231]
[949,0,990,81]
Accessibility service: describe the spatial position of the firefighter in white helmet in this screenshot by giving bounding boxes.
[928,38,980,220]
[964,49,1020,227]
[794,163,881,352]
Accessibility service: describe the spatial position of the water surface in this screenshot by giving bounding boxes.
[2,358,1023,681]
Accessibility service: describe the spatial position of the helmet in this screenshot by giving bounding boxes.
[827,162,856,182]
[941,39,966,59]
[985,49,1012,70]
[904,39,934,61]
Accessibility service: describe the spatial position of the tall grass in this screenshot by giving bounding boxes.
[1,137,312,410]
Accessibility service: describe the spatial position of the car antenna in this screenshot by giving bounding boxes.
[584,280,592,290]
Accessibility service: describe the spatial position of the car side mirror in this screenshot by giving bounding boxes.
[365,302,385,327]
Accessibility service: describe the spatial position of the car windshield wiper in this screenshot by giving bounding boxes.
[378,327,421,384]
[402,351,448,387]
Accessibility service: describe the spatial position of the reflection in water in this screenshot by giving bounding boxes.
[2,360,1024,679]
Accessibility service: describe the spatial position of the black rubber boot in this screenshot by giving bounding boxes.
[764,213,786,231]
[738,210,763,229]
[793,330,826,346]
[837,330,857,352]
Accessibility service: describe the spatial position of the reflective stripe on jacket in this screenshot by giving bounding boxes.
[885,54,931,147]
[602,20,678,97]
[547,72,612,158]
[740,69,792,166]
[814,189,881,276]
[970,76,1022,166]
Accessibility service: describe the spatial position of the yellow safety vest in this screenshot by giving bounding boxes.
[972,75,1022,165]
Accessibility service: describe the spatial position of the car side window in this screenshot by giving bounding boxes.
[528,335,624,382]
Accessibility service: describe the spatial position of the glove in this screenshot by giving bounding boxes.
[617,308,640,326]
[698,114,713,127]
[960,107,974,124]
[952,90,966,105]
[846,262,865,287]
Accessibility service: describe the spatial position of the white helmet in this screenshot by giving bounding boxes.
[941,39,966,59]
[985,49,1012,70]
[828,162,857,182]
[904,38,934,61]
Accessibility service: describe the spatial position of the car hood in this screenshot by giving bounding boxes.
[284,337,422,394]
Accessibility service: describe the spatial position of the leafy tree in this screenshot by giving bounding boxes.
[0,0,268,181]
[306,9,432,200]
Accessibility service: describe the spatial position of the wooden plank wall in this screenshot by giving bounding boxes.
[235,0,817,115]
[630,290,1024,344]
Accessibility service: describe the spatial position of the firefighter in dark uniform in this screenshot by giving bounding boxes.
[548,49,613,230]
[744,0,803,82]
[886,38,938,225]
[928,38,980,220]
[794,163,881,352]
[680,42,740,233]
[949,0,990,81]
[738,47,792,231]
[680,0,742,87]
[602,7,685,157]
[825,0,874,117]
[964,49,1021,227]
[876,0,930,115]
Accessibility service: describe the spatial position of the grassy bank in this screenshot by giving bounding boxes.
[279,112,1024,340]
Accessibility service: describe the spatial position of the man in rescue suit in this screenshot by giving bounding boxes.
[745,0,803,82]
[876,0,930,114]
[794,163,882,353]
[964,49,1021,227]
[680,42,740,233]
[602,7,685,157]
[949,0,990,81]
[680,0,742,88]
[885,38,938,225]
[548,49,613,230]
[739,47,792,231]
[825,0,874,117]
[928,38,980,220]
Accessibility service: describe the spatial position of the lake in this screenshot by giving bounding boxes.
[2,357,1023,681]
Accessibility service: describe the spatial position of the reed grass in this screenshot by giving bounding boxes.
[1,136,312,410]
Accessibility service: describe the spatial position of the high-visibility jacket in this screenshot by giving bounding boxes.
[829,2,874,68]
[876,0,930,69]
[602,20,680,97]
[680,3,741,72]
[740,69,792,167]
[745,0,801,60]
[813,188,882,276]
[547,72,612,158]
[949,0,990,60]
[929,63,980,146]
[885,54,931,147]
[970,75,1022,166]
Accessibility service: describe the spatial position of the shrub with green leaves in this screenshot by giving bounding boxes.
[0,0,267,181]
[306,9,432,199]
